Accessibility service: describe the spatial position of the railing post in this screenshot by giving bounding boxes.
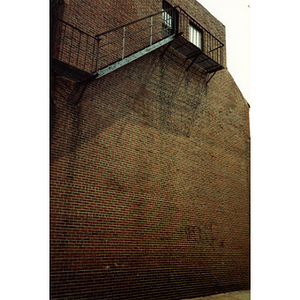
[122,26,125,59]
[150,16,153,45]
[76,31,81,68]
[95,37,100,72]
[173,7,177,35]
[69,26,75,65]
[60,22,66,61]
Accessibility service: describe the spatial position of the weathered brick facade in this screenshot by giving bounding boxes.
[50,0,250,299]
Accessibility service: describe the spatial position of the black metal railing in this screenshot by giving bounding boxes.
[93,7,176,72]
[52,19,98,73]
[177,7,224,67]
[52,8,176,74]
[51,6,224,74]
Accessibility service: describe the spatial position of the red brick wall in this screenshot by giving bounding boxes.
[60,0,225,44]
[50,1,250,299]
[61,0,161,36]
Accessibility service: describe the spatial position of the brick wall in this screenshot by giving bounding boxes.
[50,1,250,299]
[60,0,225,44]
[60,0,161,36]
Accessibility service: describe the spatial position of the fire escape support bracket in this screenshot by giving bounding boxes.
[205,71,217,85]
[185,52,202,72]
[160,32,183,58]
[185,50,202,61]
[75,73,98,106]
[95,34,175,79]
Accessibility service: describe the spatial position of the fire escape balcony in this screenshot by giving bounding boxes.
[51,6,224,82]
[174,7,224,73]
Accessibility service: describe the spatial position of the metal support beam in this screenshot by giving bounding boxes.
[186,53,201,71]
[160,32,183,58]
[160,42,172,58]
[185,50,202,61]
[75,73,98,106]
[122,26,126,59]
[197,57,211,64]
[206,65,223,73]
[95,37,100,72]
[150,16,153,45]
[206,71,216,85]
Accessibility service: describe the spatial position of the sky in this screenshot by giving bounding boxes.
[197,0,251,102]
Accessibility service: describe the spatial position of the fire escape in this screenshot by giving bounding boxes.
[51,5,224,85]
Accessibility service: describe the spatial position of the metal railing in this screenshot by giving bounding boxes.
[93,7,176,72]
[52,8,176,74]
[52,19,98,73]
[51,6,224,74]
[177,7,224,67]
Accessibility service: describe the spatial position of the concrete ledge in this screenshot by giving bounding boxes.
[182,290,250,300]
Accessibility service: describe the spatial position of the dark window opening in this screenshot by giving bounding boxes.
[162,1,174,38]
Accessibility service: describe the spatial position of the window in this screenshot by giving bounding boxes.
[162,1,173,38]
[189,23,202,50]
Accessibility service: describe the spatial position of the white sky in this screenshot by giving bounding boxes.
[197,0,251,102]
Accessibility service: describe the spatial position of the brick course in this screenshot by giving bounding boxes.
[50,1,250,299]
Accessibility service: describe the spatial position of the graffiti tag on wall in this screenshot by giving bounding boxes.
[185,223,223,250]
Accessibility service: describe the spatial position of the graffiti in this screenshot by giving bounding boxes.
[185,223,222,250]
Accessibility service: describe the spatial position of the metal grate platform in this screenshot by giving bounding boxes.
[51,5,225,81]
[172,35,223,73]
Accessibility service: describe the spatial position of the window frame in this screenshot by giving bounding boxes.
[189,23,203,50]
[162,0,173,38]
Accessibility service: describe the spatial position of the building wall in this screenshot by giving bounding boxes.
[60,0,161,36]
[50,1,250,299]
